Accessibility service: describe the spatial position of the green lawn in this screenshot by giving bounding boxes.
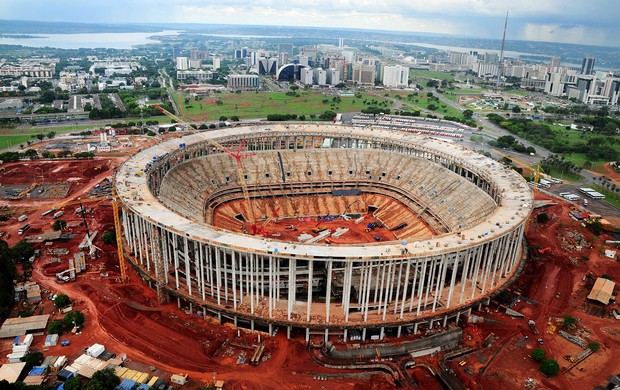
[592,184,620,209]
[0,135,36,149]
[542,166,583,182]
[391,92,465,118]
[177,91,390,120]
[442,89,485,102]
[409,69,457,82]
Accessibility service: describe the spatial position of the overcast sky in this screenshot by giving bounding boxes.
[2,0,619,47]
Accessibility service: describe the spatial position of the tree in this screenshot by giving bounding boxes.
[512,106,521,113]
[11,241,33,263]
[102,231,116,245]
[540,358,560,377]
[531,348,546,362]
[87,368,121,389]
[230,116,239,122]
[21,351,44,370]
[52,219,67,231]
[47,319,65,335]
[588,341,601,352]
[219,116,228,121]
[54,294,71,308]
[0,240,16,318]
[562,314,577,329]
[63,310,85,329]
[462,109,474,119]
[64,376,83,390]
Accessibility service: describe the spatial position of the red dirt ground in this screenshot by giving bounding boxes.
[473,192,620,390]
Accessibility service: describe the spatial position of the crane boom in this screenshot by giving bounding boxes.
[111,191,128,283]
[152,104,257,229]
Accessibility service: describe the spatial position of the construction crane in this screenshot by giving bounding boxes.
[151,103,260,232]
[7,193,130,282]
[111,190,128,282]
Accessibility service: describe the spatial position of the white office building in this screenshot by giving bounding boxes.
[313,68,327,86]
[382,65,409,88]
[300,68,314,85]
[176,57,189,71]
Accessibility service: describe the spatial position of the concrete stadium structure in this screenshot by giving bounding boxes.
[115,123,533,341]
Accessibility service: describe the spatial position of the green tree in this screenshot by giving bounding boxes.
[588,341,600,352]
[462,109,474,119]
[63,310,85,329]
[47,319,65,335]
[540,358,560,377]
[512,106,521,113]
[562,314,577,329]
[102,231,116,245]
[54,294,71,308]
[21,351,44,370]
[85,368,121,390]
[531,348,546,362]
[219,116,228,121]
[11,241,33,263]
[52,219,67,231]
[64,376,83,390]
[0,240,16,317]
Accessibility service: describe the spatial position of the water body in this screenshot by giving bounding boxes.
[0,30,180,49]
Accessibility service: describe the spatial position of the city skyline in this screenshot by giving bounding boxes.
[1,0,619,47]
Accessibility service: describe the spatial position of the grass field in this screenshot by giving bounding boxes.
[177,91,390,121]
[592,184,620,208]
[542,166,583,182]
[409,69,456,82]
[0,135,36,149]
[391,92,465,118]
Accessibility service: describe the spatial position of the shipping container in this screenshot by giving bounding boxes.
[17,214,28,222]
[53,211,65,219]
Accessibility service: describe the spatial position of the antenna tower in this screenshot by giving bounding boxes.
[497,11,509,88]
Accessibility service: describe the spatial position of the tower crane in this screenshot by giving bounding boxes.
[9,193,131,282]
[151,104,260,232]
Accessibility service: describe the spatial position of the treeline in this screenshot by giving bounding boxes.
[0,150,94,163]
[487,113,618,161]
[266,111,336,121]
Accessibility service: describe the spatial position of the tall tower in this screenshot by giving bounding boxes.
[581,56,596,75]
[497,11,509,88]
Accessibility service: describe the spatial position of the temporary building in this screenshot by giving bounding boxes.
[86,343,105,358]
[45,334,59,347]
[587,277,616,305]
[0,362,27,383]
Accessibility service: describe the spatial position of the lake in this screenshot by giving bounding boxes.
[0,30,181,49]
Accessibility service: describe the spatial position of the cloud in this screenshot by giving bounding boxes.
[1,0,619,46]
[520,23,613,46]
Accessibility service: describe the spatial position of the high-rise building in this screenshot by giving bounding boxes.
[227,74,260,90]
[300,68,314,85]
[581,56,596,75]
[213,57,221,71]
[352,63,376,84]
[176,57,189,71]
[382,65,409,88]
[188,59,202,69]
[313,68,327,85]
[338,38,344,48]
[278,43,293,58]
[326,69,341,85]
[550,56,561,68]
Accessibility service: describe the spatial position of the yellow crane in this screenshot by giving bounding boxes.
[152,104,259,231]
[6,193,130,282]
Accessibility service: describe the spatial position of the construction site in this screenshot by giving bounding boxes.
[0,121,619,389]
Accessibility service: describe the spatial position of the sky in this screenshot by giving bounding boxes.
[2,0,620,47]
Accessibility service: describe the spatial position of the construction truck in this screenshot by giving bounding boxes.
[528,320,539,334]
